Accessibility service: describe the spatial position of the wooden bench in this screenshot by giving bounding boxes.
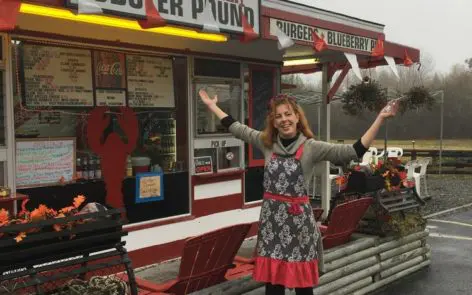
[0,208,138,294]
[377,188,425,213]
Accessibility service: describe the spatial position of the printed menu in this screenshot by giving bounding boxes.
[126,55,175,108]
[22,44,94,107]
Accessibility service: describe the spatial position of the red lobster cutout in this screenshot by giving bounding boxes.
[87,107,138,215]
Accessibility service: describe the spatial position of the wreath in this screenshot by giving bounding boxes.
[341,78,388,116]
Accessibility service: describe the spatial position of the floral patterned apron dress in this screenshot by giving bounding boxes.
[253,144,320,288]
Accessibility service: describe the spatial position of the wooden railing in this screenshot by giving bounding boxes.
[402,149,472,174]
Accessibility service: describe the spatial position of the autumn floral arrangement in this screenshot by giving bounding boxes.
[336,158,415,193]
[0,195,86,243]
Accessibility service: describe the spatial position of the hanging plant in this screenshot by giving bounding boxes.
[341,78,388,116]
[398,86,436,114]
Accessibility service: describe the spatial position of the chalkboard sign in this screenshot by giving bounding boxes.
[16,138,76,188]
[194,156,213,175]
[250,68,275,164]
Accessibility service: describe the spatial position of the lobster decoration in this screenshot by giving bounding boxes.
[87,107,138,216]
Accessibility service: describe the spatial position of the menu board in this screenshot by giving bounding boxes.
[93,51,127,106]
[16,138,76,188]
[135,172,164,203]
[126,55,175,108]
[22,44,94,107]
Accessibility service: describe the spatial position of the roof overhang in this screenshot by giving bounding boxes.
[261,0,420,74]
[2,0,420,70]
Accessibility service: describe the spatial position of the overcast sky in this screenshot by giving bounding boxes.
[292,0,470,74]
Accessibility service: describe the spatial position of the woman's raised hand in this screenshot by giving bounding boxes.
[199,89,218,106]
[378,98,400,120]
[198,89,228,119]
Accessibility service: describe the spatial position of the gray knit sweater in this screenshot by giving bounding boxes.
[229,122,360,188]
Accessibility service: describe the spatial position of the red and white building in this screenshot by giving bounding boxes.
[0,0,419,268]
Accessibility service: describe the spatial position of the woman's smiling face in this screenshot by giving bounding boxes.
[273,103,299,139]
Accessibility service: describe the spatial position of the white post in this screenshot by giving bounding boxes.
[439,90,444,175]
[320,64,331,219]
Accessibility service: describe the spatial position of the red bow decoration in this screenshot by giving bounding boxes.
[312,31,328,52]
[239,5,258,43]
[138,0,166,29]
[404,49,413,66]
[288,203,303,216]
[371,38,384,57]
[0,0,21,32]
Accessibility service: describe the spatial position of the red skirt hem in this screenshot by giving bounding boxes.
[252,256,319,288]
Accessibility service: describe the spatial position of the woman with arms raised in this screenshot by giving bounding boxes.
[198,90,398,295]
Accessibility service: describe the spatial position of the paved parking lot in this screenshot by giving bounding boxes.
[373,209,472,295]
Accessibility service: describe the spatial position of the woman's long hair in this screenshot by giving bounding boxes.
[260,95,314,148]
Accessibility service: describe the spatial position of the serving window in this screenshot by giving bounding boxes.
[195,82,242,135]
[192,58,243,175]
[11,39,190,224]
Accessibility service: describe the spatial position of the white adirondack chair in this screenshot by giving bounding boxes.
[386,147,403,158]
[412,157,431,199]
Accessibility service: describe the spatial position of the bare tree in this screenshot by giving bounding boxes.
[376,52,435,94]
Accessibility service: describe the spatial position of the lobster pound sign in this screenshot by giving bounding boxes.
[87,107,138,214]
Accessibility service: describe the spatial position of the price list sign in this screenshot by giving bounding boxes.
[135,172,164,203]
[22,44,94,107]
[16,138,76,188]
[126,55,175,108]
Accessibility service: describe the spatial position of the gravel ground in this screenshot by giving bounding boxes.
[420,174,472,216]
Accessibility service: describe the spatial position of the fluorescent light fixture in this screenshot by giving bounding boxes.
[283,58,320,66]
[19,3,228,43]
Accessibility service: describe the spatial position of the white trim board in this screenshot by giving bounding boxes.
[124,206,261,252]
[194,179,242,200]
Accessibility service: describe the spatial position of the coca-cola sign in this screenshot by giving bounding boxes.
[97,62,123,76]
[93,51,126,89]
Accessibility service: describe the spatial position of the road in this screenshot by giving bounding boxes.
[373,209,472,295]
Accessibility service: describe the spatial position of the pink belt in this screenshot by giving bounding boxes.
[263,192,308,215]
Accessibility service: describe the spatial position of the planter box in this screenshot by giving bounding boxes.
[358,188,426,237]
[0,208,138,295]
[0,209,125,273]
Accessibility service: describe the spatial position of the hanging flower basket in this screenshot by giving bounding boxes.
[398,86,436,114]
[341,79,388,116]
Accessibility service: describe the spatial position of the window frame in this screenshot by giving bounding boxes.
[192,77,242,138]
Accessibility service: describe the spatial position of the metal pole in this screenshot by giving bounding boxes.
[384,122,388,162]
[439,90,444,175]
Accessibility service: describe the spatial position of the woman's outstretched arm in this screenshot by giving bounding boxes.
[198,89,265,150]
[305,99,400,164]
[361,99,399,148]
